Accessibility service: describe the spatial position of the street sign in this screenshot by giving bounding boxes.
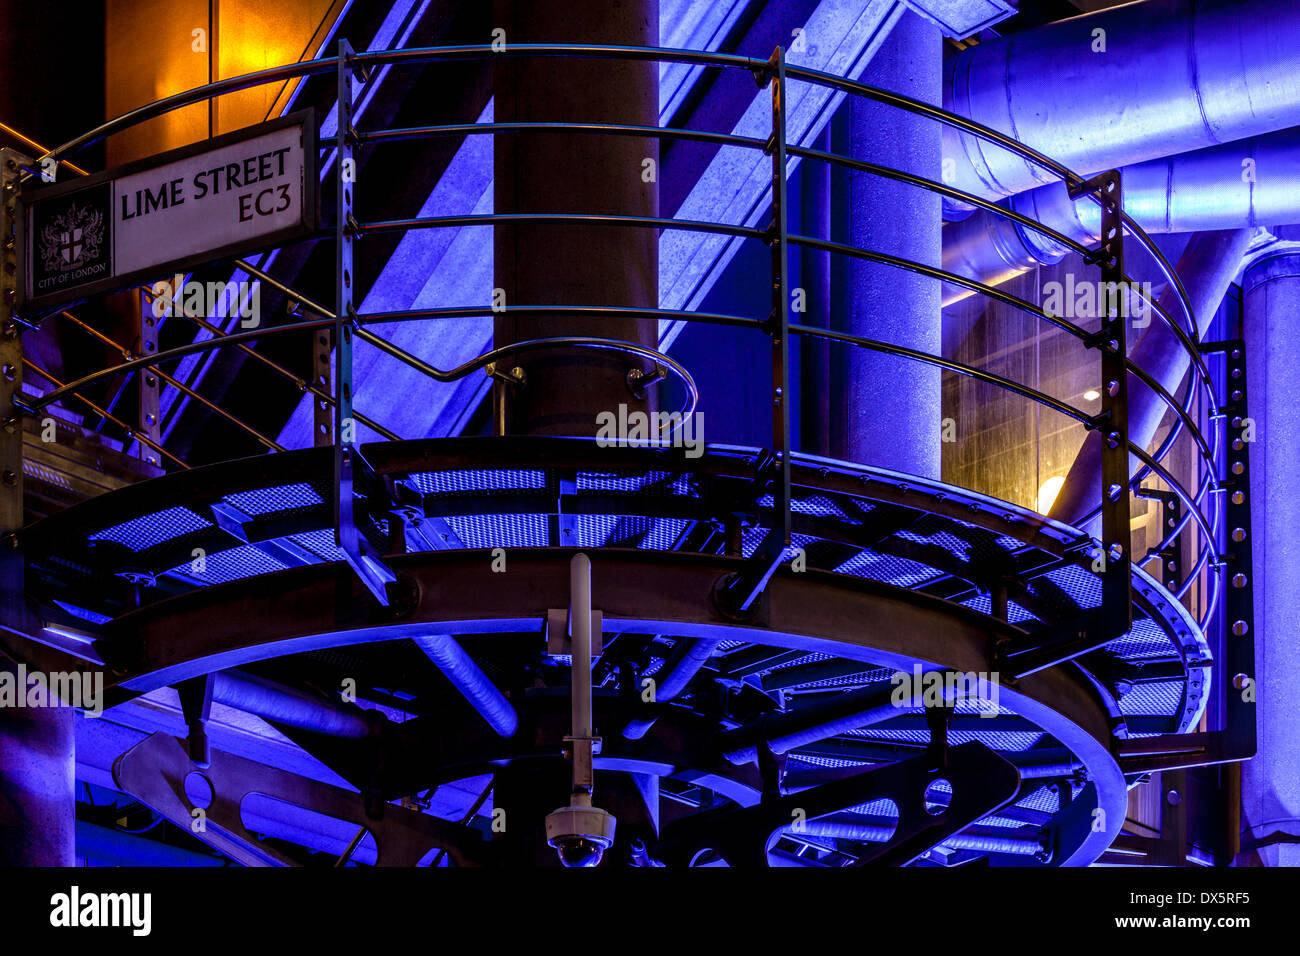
[17,110,317,314]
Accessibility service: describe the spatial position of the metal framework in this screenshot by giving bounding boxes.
[0,39,1251,866]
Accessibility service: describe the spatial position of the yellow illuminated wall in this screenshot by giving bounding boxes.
[106,0,342,165]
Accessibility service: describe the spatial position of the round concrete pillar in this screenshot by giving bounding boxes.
[492,0,659,436]
[1240,251,1300,865]
[0,670,75,866]
[832,9,942,477]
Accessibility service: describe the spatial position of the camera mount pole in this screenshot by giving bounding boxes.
[545,553,617,863]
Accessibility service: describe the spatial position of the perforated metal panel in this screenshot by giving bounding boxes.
[224,482,322,515]
[408,469,546,495]
[90,506,210,552]
[849,727,1045,752]
[290,529,347,563]
[960,592,1038,624]
[835,549,941,589]
[897,527,977,562]
[1042,564,1103,610]
[167,544,289,584]
[445,514,550,549]
[758,492,863,522]
[1120,679,1185,717]
[577,471,695,497]
[1106,616,1177,659]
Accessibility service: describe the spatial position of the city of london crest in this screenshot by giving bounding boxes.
[39,202,105,273]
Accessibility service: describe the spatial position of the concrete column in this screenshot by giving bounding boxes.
[799,127,833,458]
[832,9,941,477]
[492,0,658,436]
[0,672,75,866]
[1240,251,1300,866]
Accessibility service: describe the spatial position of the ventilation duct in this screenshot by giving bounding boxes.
[942,129,1300,304]
[943,0,1300,213]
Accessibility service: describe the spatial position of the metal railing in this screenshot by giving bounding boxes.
[8,40,1223,635]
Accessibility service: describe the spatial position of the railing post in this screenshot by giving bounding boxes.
[0,150,27,547]
[334,39,395,605]
[0,147,74,866]
[138,288,161,467]
[1208,337,1257,765]
[314,325,333,447]
[769,45,792,564]
[1071,170,1132,642]
[712,47,792,618]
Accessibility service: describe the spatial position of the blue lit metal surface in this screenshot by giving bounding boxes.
[1118,680,1186,719]
[89,506,210,553]
[24,441,1210,866]
[835,549,943,588]
[223,483,323,515]
[408,469,546,495]
[167,544,289,585]
[444,514,550,549]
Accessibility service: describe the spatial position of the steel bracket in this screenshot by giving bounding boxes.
[1071,170,1132,642]
[112,732,489,866]
[652,740,1021,867]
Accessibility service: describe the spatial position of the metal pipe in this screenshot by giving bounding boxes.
[943,0,1300,211]
[358,211,764,241]
[622,637,719,740]
[571,554,592,743]
[944,131,1300,301]
[210,670,371,738]
[412,634,518,738]
[719,685,904,765]
[798,817,1043,856]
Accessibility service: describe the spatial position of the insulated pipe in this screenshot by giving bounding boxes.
[1240,252,1300,866]
[943,130,1300,303]
[210,670,372,739]
[719,684,910,764]
[622,637,719,740]
[943,0,1300,213]
[411,635,519,738]
[799,817,1042,856]
[1048,228,1251,527]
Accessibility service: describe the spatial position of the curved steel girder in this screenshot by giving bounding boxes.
[18,437,1207,742]
[94,547,1127,866]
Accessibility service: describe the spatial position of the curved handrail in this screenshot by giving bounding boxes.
[10,40,1221,642]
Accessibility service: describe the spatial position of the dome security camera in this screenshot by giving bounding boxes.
[545,804,617,868]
